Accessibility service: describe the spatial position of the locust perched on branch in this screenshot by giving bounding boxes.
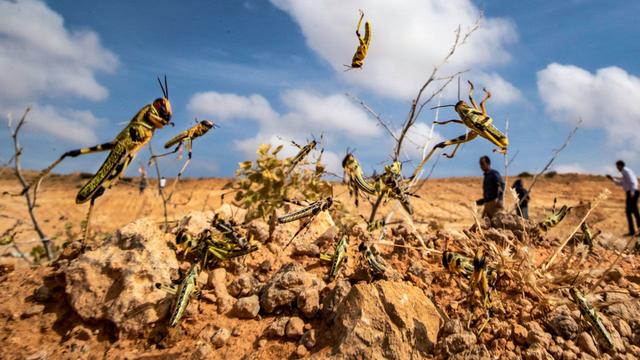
[345,9,371,70]
[342,152,376,206]
[22,76,174,241]
[151,118,217,172]
[412,80,509,179]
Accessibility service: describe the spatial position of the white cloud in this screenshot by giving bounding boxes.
[537,64,640,151]
[474,72,524,105]
[0,0,118,102]
[187,89,383,172]
[553,163,589,174]
[400,121,444,158]
[270,0,519,103]
[0,0,117,144]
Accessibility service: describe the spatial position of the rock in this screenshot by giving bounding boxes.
[22,304,45,318]
[444,331,477,355]
[293,243,320,257]
[246,220,269,244]
[228,273,260,298]
[321,280,351,321]
[484,227,510,244]
[286,317,305,339]
[301,330,316,349]
[211,327,231,348]
[63,218,179,335]
[326,280,442,359]
[265,316,289,337]
[548,344,563,359]
[491,212,536,232]
[210,268,235,314]
[260,263,325,314]
[258,339,267,348]
[297,288,320,318]
[33,285,52,302]
[562,350,577,360]
[233,295,260,319]
[523,345,552,360]
[441,319,465,337]
[513,324,528,345]
[449,344,489,360]
[576,332,599,357]
[296,344,308,358]
[526,322,552,348]
[216,204,247,224]
[190,342,213,360]
[546,312,580,340]
[616,319,632,338]
[174,211,215,239]
[605,266,625,283]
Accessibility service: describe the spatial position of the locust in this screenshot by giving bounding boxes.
[22,76,173,241]
[206,240,259,263]
[577,221,601,251]
[373,161,414,215]
[568,287,615,350]
[320,234,349,281]
[279,197,334,250]
[285,137,320,176]
[211,213,249,249]
[342,152,376,206]
[358,242,386,276]
[471,249,498,308]
[539,204,572,231]
[149,119,217,185]
[345,9,371,70]
[442,251,474,279]
[155,262,200,327]
[411,80,509,179]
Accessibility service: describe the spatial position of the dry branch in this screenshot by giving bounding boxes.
[513,120,581,212]
[148,144,169,232]
[6,108,53,260]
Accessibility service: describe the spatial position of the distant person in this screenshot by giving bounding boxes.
[139,175,147,194]
[476,156,505,219]
[607,160,639,236]
[159,176,167,194]
[512,179,530,219]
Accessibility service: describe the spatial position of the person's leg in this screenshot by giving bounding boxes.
[626,192,635,235]
[522,206,529,220]
[632,191,640,233]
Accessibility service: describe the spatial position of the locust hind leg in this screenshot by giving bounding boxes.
[468,81,479,110]
[480,88,492,115]
[148,143,182,165]
[441,132,479,158]
[167,140,193,202]
[23,142,115,195]
[82,197,97,243]
[355,9,365,41]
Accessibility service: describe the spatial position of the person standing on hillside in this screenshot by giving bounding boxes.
[476,156,505,219]
[512,179,530,219]
[607,160,640,236]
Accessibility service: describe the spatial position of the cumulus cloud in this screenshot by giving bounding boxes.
[270,0,519,103]
[0,0,117,143]
[0,0,118,102]
[537,63,640,151]
[188,89,384,174]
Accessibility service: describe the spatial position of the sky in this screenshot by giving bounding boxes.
[1,0,639,180]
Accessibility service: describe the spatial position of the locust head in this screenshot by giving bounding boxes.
[151,75,173,128]
[200,119,218,130]
[454,100,474,118]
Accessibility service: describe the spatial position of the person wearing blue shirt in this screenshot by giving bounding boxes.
[476,156,505,219]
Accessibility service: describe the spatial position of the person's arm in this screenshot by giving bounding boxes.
[606,174,622,185]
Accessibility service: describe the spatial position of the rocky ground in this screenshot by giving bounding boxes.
[1,173,639,359]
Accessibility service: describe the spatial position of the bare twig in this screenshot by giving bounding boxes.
[346,93,398,142]
[148,144,169,232]
[514,120,581,212]
[6,108,53,260]
[395,15,482,162]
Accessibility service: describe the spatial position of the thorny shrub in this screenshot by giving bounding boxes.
[224,143,332,222]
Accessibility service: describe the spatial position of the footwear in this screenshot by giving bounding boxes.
[624,233,636,237]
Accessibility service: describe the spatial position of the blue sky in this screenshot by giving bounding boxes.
[1,0,639,180]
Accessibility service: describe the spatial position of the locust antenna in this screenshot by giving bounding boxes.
[164,75,169,99]
[458,76,461,101]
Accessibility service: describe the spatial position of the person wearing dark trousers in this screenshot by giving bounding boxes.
[607,160,640,236]
[476,156,505,219]
[512,179,530,219]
